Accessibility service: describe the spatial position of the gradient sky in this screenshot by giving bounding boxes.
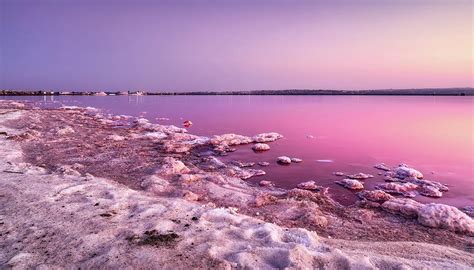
[0,0,472,91]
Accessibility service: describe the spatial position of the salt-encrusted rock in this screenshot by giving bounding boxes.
[210,133,253,146]
[333,172,345,176]
[383,175,399,182]
[381,198,423,218]
[56,165,81,176]
[55,126,75,135]
[395,164,423,179]
[252,132,283,143]
[277,156,292,164]
[162,140,193,153]
[336,179,364,190]
[156,157,190,176]
[357,190,394,203]
[297,181,322,191]
[231,161,255,168]
[290,158,303,163]
[132,118,188,134]
[374,163,391,171]
[375,182,418,195]
[108,134,126,141]
[183,191,199,201]
[303,212,329,228]
[409,178,449,192]
[417,204,474,235]
[143,131,167,140]
[258,161,270,167]
[140,175,170,193]
[200,157,227,170]
[347,173,374,180]
[231,167,266,180]
[259,180,274,187]
[252,143,270,151]
[160,125,187,134]
[417,185,443,198]
[178,173,205,184]
[133,118,150,127]
[254,193,278,207]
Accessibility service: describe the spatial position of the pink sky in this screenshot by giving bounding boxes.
[1,0,472,91]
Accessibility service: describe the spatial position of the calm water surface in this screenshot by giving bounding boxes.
[3,95,473,207]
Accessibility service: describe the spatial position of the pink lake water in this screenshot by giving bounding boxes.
[3,95,473,207]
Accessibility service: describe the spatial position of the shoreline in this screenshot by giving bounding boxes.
[1,87,473,97]
[1,100,473,268]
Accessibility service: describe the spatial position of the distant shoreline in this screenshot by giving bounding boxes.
[1,88,473,96]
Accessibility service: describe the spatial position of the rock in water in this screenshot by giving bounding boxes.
[252,132,283,143]
[277,156,292,165]
[290,158,303,163]
[297,181,322,191]
[409,178,449,192]
[232,168,266,180]
[183,120,193,128]
[252,143,270,151]
[374,163,391,171]
[375,182,418,195]
[231,161,255,168]
[395,164,423,179]
[417,185,443,198]
[417,204,474,235]
[336,179,364,190]
[258,162,270,167]
[259,180,274,187]
[347,173,374,180]
[210,133,253,146]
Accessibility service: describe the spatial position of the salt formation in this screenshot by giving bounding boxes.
[277,156,292,164]
[297,181,322,191]
[336,179,364,190]
[346,173,373,180]
[374,163,391,171]
[357,190,394,203]
[417,204,474,235]
[395,164,423,179]
[252,132,283,143]
[252,143,270,151]
[291,158,303,163]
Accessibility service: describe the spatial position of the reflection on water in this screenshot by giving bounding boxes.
[3,95,473,207]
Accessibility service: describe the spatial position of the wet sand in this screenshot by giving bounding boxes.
[0,100,473,269]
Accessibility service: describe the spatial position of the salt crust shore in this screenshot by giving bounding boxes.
[0,102,473,269]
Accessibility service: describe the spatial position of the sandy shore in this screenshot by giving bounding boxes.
[0,101,473,269]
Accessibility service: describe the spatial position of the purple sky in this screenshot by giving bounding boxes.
[0,0,472,92]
